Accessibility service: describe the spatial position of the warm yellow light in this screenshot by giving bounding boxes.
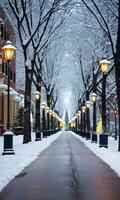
[91,93,97,102]
[86,101,90,108]
[76,113,79,117]
[82,106,86,113]
[35,91,40,100]
[49,109,53,115]
[46,106,50,113]
[71,122,76,127]
[53,112,56,118]
[2,40,16,61]
[99,59,110,74]
[78,111,81,117]
[40,103,46,109]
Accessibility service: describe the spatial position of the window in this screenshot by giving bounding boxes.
[5,63,8,75]
[2,61,4,73]
[0,24,4,38]
[6,32,9,40]
[14,72,16,83]
[10,69,12,80]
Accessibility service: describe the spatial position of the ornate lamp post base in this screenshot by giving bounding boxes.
[86,132,91,140]
[91,132,98,143]
[2,131,15,155]
[99,133,108,148]
[35,130,41,141]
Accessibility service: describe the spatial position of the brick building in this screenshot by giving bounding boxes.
[0,7,21,135]
[0,7,16,88]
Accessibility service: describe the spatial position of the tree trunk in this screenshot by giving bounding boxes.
[93,73,97,132]
[35,76,41,133]
[47,94,51,108]
[86,91,90,132]
[23,68,32,144]
[114,0,120,151]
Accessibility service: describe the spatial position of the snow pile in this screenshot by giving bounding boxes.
[71,132,120,177]
[0,132,61,191]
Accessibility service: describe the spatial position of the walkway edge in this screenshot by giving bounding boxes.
[0,131,61,192]
[70,131,120,178]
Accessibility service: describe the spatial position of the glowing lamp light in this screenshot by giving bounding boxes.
[82,106,86,113]
[91,93,97,102]
[86,101,90,108]
[78,110,81,117]
[2,40,16,61]
[46,106,50,113]
[41,103,46,109]
[76,113,79,117]
[99,58,110,74]
[49,109,53,115]
[53,112,56,118]
[35,91,40,100]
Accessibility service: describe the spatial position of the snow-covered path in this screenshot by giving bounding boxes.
[0,132,120,200]
[0,132,61,191]
[71,131,120,177]
[0,131,120,194]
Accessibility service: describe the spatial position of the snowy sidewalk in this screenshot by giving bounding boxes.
[71,131,120,177]
[0,132,61,191]
[0,132,120,200]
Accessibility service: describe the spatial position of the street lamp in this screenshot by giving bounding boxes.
[41,103,47,137]
[82,106,86,135]
[35,91,41,141]
[76,113,79,132]
[91,92,97,143]
[85,100,91,140]
[46,106,50,135]
[91,92,97,132]
[35,91,40,101]
[2,41,16,155]
[100,58,110,74]
[99,58,110,148]
[91,93,97,103]
[78,111,81,131]
[86,101,90,108]
[82,106,86,113]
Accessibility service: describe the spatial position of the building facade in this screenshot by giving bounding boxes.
[0,7,20,135]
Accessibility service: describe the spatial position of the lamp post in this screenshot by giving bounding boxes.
[86,100,91,140]
[86,90,90,133]
[52,112,56,132]
[49,110,53,134]
[41,103,47,137]
[46,106,50,136]
[2,41,16,155]
[99,58,110,148]
[35,91,41,141]
[78,110,81,132]
[76,113,79,132]
[91,92,97,143]
[82,105,86,137]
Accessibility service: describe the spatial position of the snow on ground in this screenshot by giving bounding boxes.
[0,132,61,192]
[1,131,120,192]
[71,131,120,177]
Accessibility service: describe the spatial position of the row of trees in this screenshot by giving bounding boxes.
[2,0,120,150]
[2,0,74,143]
[75,0,120,150]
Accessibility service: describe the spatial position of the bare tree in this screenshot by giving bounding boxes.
[80,0,120,150]
[2,0,72,143]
